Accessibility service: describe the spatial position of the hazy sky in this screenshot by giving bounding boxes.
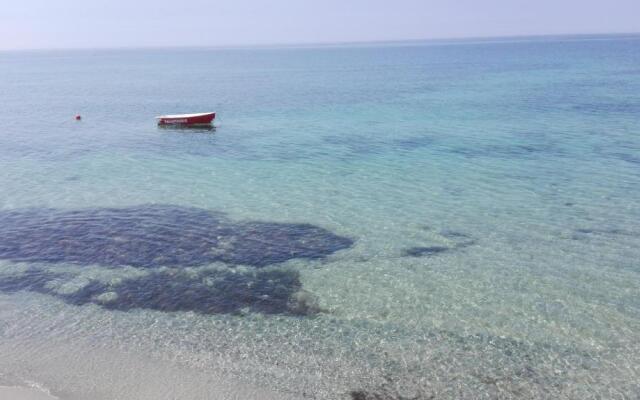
[1,0,639,50]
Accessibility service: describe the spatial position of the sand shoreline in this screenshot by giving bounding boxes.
[0,385,58,400]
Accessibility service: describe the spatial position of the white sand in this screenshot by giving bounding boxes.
[0,386,58,400]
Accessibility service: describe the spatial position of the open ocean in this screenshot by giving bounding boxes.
[0,34,639,399]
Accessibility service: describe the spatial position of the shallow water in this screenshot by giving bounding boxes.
[1,35,639,399]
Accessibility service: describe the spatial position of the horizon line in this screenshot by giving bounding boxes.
[2,31,639,53]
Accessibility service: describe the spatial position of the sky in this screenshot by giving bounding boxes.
[1,0,639,50]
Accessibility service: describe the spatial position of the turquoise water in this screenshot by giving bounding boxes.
[0,35,639,399]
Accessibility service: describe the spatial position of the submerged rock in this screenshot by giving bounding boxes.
[0,267,317,316]
[0,268,65,293]
[0,205,354,268]
[402,246,450,257]
[349,374,432,400]
[350,391,428,400]
[286,289,323,315]
[402,230,476,258]
[439,230,472,240]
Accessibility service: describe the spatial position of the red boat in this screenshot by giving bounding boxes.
[156,112,216,126]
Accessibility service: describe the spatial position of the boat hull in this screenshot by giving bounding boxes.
[156,112,216,126]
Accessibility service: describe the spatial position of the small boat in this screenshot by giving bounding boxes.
[156,112,216,126]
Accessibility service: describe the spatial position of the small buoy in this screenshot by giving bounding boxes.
[75,115,82,121]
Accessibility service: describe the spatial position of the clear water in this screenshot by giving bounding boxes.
[0,35,639,399]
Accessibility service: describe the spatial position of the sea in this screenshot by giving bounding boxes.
[0,34,639,399]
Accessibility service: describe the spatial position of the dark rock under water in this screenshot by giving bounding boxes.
[402,246,450,257]
[402,230,476,258]
[0,267,319,316]
[0,205,354,268]
[350,391,429,400]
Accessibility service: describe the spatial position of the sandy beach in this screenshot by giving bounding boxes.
[0,386,58,400]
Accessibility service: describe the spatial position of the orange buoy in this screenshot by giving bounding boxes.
[75,115,82,120]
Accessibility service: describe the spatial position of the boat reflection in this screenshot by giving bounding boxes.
[157,124,216,133]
